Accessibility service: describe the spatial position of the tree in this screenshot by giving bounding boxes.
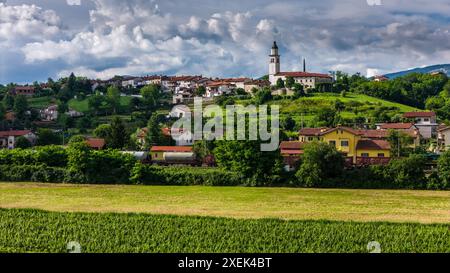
[88,93,105,115]
[388,154,427,188]
[108,117,128,149]
[254,88,272,105]
[295,142,344,187]
[195,86,206,97]
[36,128,61,146]
[282,116,296,131]
[316,107,338,127]
[13,95,28,120]
[76,116,92,133]
[213,140,283,184]
[145,114,164,147]
[3,92,14,110]
[106,86,121,114]
[436,150,450,189]
[334,99,345,112]
[94,124,112,139]
[291,83,305,99]
[15,136,32,149]
[285,76,295,89]
[68,135,86,144]
[387,130,414,158]
[140,84,160,109]
[276,78,285,89]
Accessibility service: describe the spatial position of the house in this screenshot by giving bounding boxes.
[280,141,305,171]
[12,86,36,96]
[244,79,270,94]
[205,81,235,97]
[86,138,106,150]
[298,127,391,165]
[162,127,194,146]
[40,105,58,121]
[150,146,196,165]
[0,130,37,149]
[169,105,191,118]
[268,41,333,89]
[438,126,450,151]
[403,112,438,139]
[122,77,144,88]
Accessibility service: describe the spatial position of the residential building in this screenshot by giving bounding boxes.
[438,126,450,151]
[205,81,235,97]
[150,146,195,165]
[373,75,389,82]
[86,138,106,150]
[12,86,36,96]
[403,112,438,139]
[162,128,194,146]
[0,130,37,149]
[298,127,391,165]
[168,105,191,118]
[280,141,305,171]
[268,41,333,89]
[40,105,58,121]
[243,79,270,94]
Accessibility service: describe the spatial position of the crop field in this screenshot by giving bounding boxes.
[0,209,449,253]
[1,183,449,223]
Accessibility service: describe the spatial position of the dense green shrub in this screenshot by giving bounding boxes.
[0,146,67,167]
[437,151,450,189]
[130,163,245,186]
[0,165,65,183]
[388,154,427,189]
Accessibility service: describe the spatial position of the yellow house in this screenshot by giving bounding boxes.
[299,127,391,165]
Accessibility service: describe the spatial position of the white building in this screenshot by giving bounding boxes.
[0,130,37,149]
[169,105,191,118]
[438,126,450,151]
[268,41,333,89]
[403,112,438,139]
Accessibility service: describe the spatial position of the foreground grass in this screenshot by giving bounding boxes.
[0,208,448,253]
[0,183,449,223]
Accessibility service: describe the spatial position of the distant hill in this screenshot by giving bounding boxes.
[384,64,450,79]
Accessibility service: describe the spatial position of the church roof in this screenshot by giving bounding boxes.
[276,71,332,79]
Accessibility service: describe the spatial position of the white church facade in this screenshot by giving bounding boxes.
[268,41,333,89]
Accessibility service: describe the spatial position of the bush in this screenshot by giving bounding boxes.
[130,163,245,186]
[388,154,427,189]
[0,165,65,183]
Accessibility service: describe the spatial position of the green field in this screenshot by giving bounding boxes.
[1,183,449,223]
[68,96,132,113]
[28,96,55,109]
[257,92,420,123]
[1,208,448,253]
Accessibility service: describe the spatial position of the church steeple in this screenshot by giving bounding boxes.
[269,41,280,77]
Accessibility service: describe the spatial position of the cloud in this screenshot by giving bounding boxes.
[2,0,450,83]
[66,0,81,6]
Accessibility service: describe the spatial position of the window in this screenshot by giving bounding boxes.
[378,153,385,157]
[154,154,158,158]
[329,140,336,147]
[424,118,430,122]
[308,137,313,141]
[341,140,349,147]
[361,153,369,158]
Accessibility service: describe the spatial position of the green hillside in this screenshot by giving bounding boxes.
[265,92,419,125]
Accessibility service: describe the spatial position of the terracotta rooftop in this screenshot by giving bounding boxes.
[276,72,332,79]
[356,139,391,151]
[0,130,32,137]
[379,123,415,130]
[151,146,193,152]
[403,112,436,118]
[86,138,105,149]
[299,128,329,136]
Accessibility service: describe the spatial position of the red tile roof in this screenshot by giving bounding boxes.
[356,140,391,151]
[0,130,33,137]
[151,146,193,152]
[321,127,362,136]
[280,141,306,150]
[299,128,329,136]
[358,129,389,139]
[276,72,332,79]
[86,138,105,149]
[403,112,436,118]
[380,123,415,130]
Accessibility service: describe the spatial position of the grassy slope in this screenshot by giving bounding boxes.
[265,92,419,123]
[1,183,449,224]
[28,96,55,109]
[0,208,448,253]
[68,96,132,113]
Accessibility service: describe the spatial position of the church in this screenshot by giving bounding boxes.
[268,41,333,89]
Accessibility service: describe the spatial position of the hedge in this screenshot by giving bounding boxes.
[130,163,246,186]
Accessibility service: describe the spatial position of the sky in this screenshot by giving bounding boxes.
[0,0,450,84]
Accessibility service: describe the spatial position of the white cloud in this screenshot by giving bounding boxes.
[66,0,81,6]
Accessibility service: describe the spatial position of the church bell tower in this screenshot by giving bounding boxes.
[269,41,280,78]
